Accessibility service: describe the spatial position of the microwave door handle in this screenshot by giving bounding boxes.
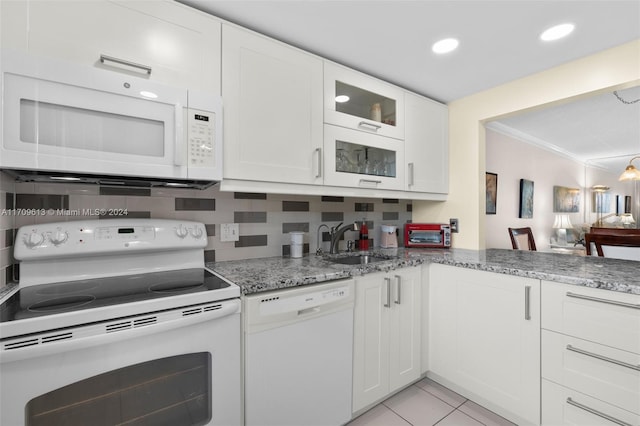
[174,106,187,167]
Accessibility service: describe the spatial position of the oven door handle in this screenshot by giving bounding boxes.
[0,299,240,363]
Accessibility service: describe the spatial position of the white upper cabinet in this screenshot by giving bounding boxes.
[324,125,405,191]
[324,62,405,140]
[221,24,324,185]
[404,92,449,194]
[3,0,221,93]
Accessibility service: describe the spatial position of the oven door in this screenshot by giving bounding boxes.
[407,229,444,247]
[0,298,241,426]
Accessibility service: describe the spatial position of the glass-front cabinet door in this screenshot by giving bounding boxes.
[324,124,404,190]
[324,62,404,140]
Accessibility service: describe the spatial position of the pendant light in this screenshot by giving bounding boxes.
[619,156,640,181]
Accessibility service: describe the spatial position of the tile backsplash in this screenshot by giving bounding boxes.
[0,171,412,287]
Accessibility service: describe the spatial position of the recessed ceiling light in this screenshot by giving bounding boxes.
[335,95,350,103]
[540,23,575,41]
[432,38,459,54]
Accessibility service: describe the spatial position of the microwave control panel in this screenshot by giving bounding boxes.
[187,108,215,168]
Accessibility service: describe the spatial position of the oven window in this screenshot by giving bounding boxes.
[26,353,211,426]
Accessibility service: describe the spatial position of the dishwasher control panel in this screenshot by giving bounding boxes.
[244,279,355,331]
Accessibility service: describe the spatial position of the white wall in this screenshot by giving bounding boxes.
[485,129,583,249]
[413,40,640,249]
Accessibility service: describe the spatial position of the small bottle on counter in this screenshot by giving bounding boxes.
[359,219,369,250]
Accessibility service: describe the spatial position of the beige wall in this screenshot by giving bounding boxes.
[413,40,640,249]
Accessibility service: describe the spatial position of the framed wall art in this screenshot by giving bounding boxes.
[519,179,534,218]
[486,172,497,214]
[553,186,580,213]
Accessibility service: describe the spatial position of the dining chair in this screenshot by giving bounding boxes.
[508,227,537,251]
[584,233,640,260]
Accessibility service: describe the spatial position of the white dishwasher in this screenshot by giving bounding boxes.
[243,279,355,426]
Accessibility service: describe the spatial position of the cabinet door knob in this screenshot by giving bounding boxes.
[394,275,402,304]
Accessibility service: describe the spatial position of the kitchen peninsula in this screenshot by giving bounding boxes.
[212,248,639,426]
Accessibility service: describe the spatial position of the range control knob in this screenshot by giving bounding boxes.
[190,226,204,239]
[49,230,69,246]
[24,232,45,249]
[175,224,189,239]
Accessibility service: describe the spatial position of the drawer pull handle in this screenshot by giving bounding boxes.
[524,285,531,320]
[358,121,382,131]
[566,398,633,426]
[359,179,382,186]
[100,54,152,75]
[566,292,640,310]
[566,345,640,371]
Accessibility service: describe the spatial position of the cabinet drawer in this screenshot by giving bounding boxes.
[324,62,404,140]
[323,125,405,191]
[542,281,640,354]
[542,330,640,415]
[543,379,639,426]
[23,1,221,92]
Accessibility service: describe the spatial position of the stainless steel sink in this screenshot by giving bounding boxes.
[330,254,393,265]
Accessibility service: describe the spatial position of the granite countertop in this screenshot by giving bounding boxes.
[208,248,640,295]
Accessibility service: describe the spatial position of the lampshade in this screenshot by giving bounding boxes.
[619,156,640,181]
[552,214,573,229]
[621,213,636,225]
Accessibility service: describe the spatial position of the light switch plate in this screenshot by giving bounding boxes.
[220,223,239,242]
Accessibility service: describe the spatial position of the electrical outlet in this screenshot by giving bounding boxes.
[220,223,239,242]
[450,218,459,233]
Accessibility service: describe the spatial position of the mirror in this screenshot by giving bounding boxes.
[484,85,640,251]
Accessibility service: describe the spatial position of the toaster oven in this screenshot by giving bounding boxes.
[404,223,451,248]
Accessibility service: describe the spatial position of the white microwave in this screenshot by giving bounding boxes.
[0,50,222,188]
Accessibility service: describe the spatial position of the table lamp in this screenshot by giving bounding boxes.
[553,214,573,246]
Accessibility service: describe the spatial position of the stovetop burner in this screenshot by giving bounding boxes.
[0,269,230,322]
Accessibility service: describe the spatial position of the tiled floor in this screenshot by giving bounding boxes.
[347,378,517,426]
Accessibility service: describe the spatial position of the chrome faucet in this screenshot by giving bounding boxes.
[329,222,360,254]
[316,224,330,255]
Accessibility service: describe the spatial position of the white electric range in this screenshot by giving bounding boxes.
[0,219,241,426]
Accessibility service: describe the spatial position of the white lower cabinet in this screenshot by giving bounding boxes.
[428,264,540,425]
[221,24,323,185]
[541,280,640,425]
[543,379,639,426]
[352,267,421,413]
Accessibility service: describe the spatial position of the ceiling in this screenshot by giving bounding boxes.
[179,0,640,171]
[486,85,640,174]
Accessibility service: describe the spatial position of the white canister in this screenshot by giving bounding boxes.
[370,103,382,122]
[290,232,304,258]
